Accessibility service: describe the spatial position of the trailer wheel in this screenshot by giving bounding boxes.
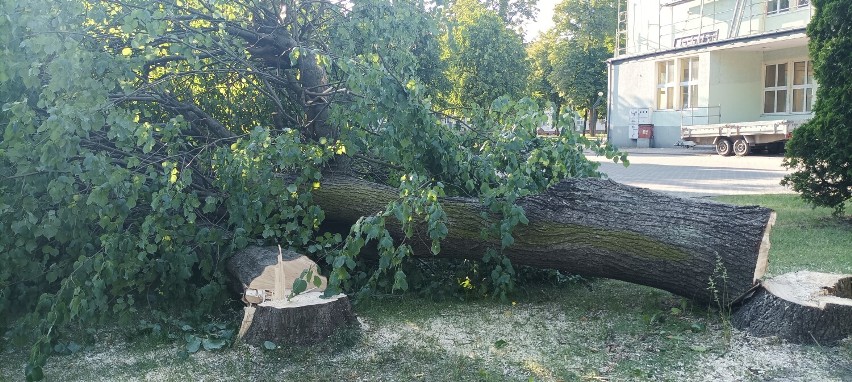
[716,138,733,156]
[733,138,751,156]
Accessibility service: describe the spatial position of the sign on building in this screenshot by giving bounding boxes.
[628,108,652,139]
[673,31,719,48]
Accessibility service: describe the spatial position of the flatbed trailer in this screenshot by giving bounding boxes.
[680,120,803,156]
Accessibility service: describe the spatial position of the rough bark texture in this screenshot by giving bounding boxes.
[732,271,852,344]
[314,176,775,305]
[237,292,356,346]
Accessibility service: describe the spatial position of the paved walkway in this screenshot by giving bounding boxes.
[587,147,795,198]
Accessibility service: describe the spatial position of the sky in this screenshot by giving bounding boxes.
[524,0,559,42]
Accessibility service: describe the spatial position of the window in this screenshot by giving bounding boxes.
[764,63,788,114]
[656,58,700,110]
[679,57,699,109]
[791,60,814,113]
[764,60,815,114]
[657,60,675,110]
[797,0,809,7]
[767,0,790,14]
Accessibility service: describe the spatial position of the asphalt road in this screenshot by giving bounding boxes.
[587,147,795,198]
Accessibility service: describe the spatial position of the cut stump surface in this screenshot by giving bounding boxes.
[228,246,354,346]
[732,271,852,344]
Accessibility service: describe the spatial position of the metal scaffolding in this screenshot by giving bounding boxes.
[614,0,813,57]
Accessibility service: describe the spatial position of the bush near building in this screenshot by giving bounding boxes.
[783,0,852,215]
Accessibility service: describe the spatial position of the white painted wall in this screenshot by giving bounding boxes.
[609,51,711,148]
[707,50,764,123]
[609,58,656,147]
[764,6,812,31]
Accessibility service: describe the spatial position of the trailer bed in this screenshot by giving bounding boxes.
[680,119,804,156]
[680,120,800,140]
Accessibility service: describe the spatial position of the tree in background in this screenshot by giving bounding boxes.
[539,0,616,136]
[782,0,852,215]
[481,0,539,26]
[527,31,571,132]
[440,0,531,113]
[440,0,539,27]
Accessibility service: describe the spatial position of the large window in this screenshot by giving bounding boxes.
[764,63,788,114]
[679,57,699,109]
[656,60,675,110]
[764,60,815,114]
[657,57,698,110]
[791,60,814,113]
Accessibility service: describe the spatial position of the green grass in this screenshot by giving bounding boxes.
[1,193,850,381]
[714,194,852,276]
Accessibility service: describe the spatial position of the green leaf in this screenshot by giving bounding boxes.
[333,256,346,268]
[66,342,82,354]
[292,278,308,296]
[312,275,322,288]
[493,339,508,349]
[186,336,201,353]
[25,364,43,382]
[392,270,408,292]
[378,254,390,270]
[263,341,276,350]
[501,234,514,249]
[202,338,226,351]
[345,256,356,270]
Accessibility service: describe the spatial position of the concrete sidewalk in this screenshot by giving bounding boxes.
[614,146,718,156]
[587,148,794,197]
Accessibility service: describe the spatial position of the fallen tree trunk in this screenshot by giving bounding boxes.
[314,176,776,304]
[731,271,852,344]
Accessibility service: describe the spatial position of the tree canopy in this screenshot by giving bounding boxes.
[440,0,531,112]
[527,0,616,133]
[782,0,852,215]
[551,0,615,107]
[0,0,625,379]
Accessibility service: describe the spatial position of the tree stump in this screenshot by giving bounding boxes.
[227,246,356,346]
[237,292,356,346]
[732,271,852,344]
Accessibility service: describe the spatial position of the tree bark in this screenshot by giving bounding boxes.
[237,292,356,346]
[313,176,775,305]
[731,271,852,344]
[589,104,598,137]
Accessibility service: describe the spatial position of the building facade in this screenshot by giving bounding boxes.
[607,0,815,148]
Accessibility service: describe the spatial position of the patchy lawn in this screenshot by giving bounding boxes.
[715,194,852,276]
